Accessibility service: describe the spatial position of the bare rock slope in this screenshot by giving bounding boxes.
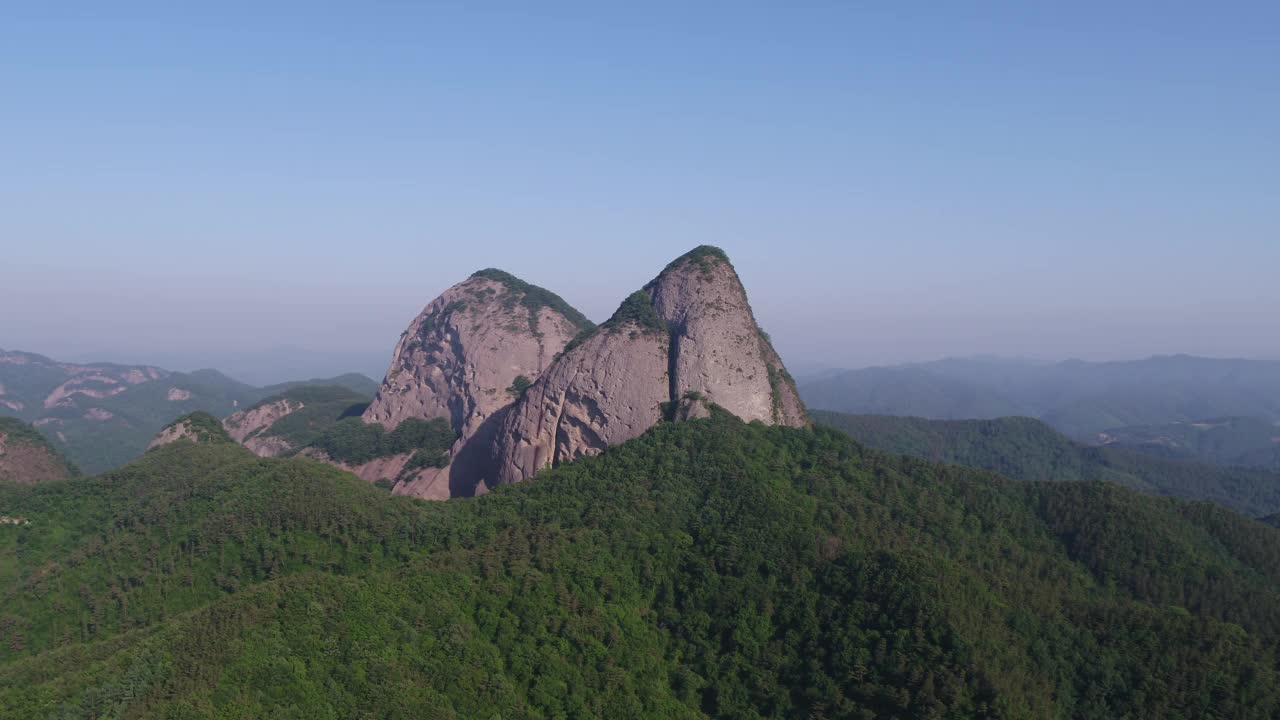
[221,385,372,458]
[223,398,303,456]
[0,417,77,484]
[492,246,806,485]
[363,270,594,498]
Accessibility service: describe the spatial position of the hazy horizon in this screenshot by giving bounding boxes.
[5,4,1277,377]
[9,339,1280,389]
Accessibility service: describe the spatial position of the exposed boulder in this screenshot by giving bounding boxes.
[491,246,806,486]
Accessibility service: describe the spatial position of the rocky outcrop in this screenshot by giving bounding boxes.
[147,412,234,450]
[491,246,806,486]
[362,270,594,498]
[147,422,199,450]
[223,398,304,456]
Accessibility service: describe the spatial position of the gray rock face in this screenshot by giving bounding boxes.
[491,246,806,486]
[362,270,593,497]
[493,322,671,484]
[650,250,807,427]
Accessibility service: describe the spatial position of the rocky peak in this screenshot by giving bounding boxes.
[491,246,805,486]
[361,270,593,498]
[648,246,806,426]
[147,412,234,450]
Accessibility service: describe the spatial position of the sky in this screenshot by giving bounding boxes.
[3,2,1278,383]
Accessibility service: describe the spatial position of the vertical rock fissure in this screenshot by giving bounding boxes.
[666,322,683,409]
[547,361,584,471]
[443,326,469,434]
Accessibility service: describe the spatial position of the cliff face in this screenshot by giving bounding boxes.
[491,247,806,486]
[649,248,807,427]
[362,270,593,498]
[492,320,671,485]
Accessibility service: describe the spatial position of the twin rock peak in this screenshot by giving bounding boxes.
[240,247,805,499]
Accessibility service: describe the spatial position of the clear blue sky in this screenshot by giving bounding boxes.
[3,2,1278,380]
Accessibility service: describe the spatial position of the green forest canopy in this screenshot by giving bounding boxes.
[1,415,1279,717]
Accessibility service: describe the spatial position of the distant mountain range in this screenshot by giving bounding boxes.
[66,346,392,387]
[0,349,377,474]
[801,355,1280,439]
[812,410,1280,518]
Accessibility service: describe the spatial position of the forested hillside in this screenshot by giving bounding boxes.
[2,416,1279,718]
[813,411,1280,517]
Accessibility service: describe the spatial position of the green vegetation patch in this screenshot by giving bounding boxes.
[766,364,785,422]
[558,328,596,358]
[305,417,455,466]
[470,268,595,334]
[506,375,533,399]
[0,417,56,449]
[167,411,234,445]
[250,385,372,450]
[558,288,666,356]
[250,385,368,409]
[602,290,667,334]
[658,244,730,276]
[0,417,80,476]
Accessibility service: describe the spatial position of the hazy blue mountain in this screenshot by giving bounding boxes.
[65,346,391,387]
[802,355,1280,439]
[813,410,1280,517]
[799,365,1027,420]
